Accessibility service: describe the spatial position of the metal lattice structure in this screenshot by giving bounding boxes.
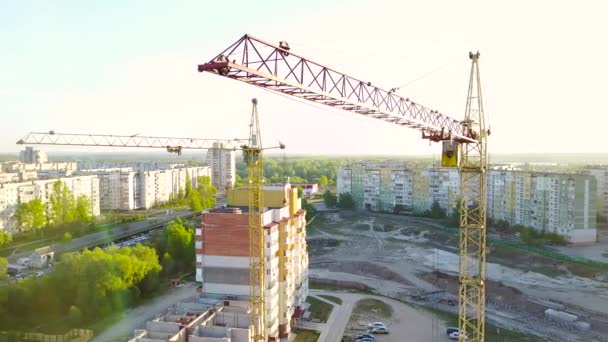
[197,34,475,143]
[17,132,247,152]
[243,99,266,341]
[198,35,489,341]
[458,52,488,342]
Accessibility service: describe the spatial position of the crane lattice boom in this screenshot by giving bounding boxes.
[17,132,247,151]
[198,35,489,342]
[197,34,476,144]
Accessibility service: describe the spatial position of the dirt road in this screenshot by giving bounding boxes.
[309,290,449,342]
[92,283,197,342]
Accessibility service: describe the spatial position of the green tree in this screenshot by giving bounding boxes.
[197,176,217,209]
[302,198,316,221]
[161,252,175,276]
[62,183,76,223]
[318,175,329,188]
[15,202,34,232]
[337,192,354,209]
[49,181,78,225]
[0,230,11,245]
[323,190,338,208]
[296,186,303,198]
[430,201,447,219]
[29,199,47,229]
[68,305,83,325]
[75,195,93,223]
[161,219,195,273]
[63,232,73,242]
[185,170,192,197]
[15,199,47,232]
[49,180,64,225]
[190,189,203,212]
[177,187,185,200]
[0,257,7,280]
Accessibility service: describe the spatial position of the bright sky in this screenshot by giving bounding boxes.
[1,0,607,156]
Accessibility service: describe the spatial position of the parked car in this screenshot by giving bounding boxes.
[370,327,389,334]
[446,327,459,335]
[367,322,386,329]
[449,331,467,340]
[356,339,374,342]
[355,334,375,341]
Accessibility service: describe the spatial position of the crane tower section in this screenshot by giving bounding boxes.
[241,99,266,342]
[458,51,488,342]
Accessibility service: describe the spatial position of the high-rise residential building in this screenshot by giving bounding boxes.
[0,161,78,177]
[487,171,597,243]
[337,163,458,214]
[196,183,308,340]
[338,162,597,243]
[0,175,100,233]
[207,142,236,190]
[586,167,608,221]
[19,147,48,164]
[80,166,211,210]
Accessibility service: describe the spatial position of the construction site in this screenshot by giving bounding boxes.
[7,18,608,341]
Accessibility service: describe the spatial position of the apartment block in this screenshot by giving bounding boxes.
[196,183,308,341]
[79,166,211,210]
[338,163,597,243]
[207,142,236,190]
[1,161,77,175]
[337,163,458,214]
[139,166,211,209]
[19,147,48,164]
[586,167,608,220]
[0,175,100,233]
[488,171,597,243]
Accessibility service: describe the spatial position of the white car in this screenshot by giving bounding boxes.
[449,331,468,340]
[370,327,389,334]
[367,322,386,329]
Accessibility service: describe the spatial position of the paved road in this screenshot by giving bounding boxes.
[92,282,198,342]
[8,210,193,263]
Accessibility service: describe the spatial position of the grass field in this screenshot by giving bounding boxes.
[293,328,320,342]
[319,295,342,305]
[306,296,334,323]
[354,298,393,318]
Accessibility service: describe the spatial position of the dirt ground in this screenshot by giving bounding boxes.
[308,211,608,341]
[312,291,450,342]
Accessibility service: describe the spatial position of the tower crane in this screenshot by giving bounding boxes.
[198,34,489,341]
[16,99,285,342]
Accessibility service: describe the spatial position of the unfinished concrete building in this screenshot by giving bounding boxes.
[129,296,251,342]
[196,183,309,341]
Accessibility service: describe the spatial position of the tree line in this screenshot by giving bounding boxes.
[150,218,196,277]
[235,157,349,187]
[0,244,161,331]
[0,217,198,332]
[14,180,93,233]
[159,174,217,212]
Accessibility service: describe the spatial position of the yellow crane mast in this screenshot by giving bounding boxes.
[458,51,489,342]
[241,98,266,341]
